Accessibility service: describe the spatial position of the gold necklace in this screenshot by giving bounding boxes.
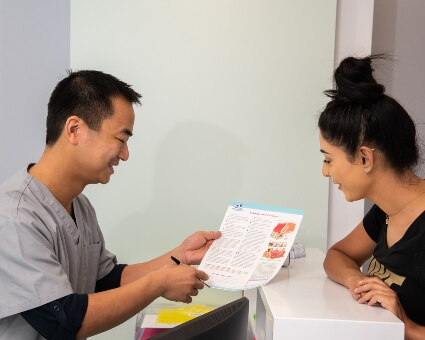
[385,191,425,225]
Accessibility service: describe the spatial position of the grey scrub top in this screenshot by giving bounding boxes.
[0,167,117,339]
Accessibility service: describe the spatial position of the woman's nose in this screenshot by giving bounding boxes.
[322,163,330,177]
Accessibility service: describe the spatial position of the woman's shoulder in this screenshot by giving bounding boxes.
[363,204,386,242]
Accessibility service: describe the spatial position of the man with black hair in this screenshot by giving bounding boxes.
[0,70,220,339]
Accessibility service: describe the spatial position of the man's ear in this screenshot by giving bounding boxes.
[65,116,83,145]
[359,146,375,173]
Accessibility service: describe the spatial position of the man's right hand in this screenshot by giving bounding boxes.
[156,264,208,303]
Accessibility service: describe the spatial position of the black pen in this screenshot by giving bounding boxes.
[171,256,210,288]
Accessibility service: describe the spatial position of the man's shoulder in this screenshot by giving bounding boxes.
[0,168,33,213]
[0,167,31,190]
[0,167,54,223]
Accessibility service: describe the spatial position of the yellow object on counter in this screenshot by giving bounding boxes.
[157,304,215,324]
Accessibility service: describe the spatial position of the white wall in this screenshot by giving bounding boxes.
[0,1,382,339]
[71,1,336,339]
[72,0,336,259]
[327,0,375,249]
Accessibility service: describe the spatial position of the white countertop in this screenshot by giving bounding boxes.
[256,248,404,339]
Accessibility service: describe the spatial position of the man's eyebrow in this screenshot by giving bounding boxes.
[123,129,133,137]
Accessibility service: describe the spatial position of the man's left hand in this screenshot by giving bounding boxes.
[180,231,221,265]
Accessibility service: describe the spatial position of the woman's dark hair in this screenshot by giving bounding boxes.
[46,70,142,145]
[318,55,419,174]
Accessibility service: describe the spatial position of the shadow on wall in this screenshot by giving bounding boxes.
[109,121,246,262]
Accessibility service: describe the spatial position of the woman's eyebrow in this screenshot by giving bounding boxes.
[320,149,330,155]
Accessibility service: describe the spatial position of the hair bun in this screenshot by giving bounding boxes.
[326,55,385,103]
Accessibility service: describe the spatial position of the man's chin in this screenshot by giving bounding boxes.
[95,175,112,185]
[101,177,112,185]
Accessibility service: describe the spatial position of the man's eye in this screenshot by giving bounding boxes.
[115,137,125,143]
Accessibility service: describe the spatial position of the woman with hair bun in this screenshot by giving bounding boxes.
[319,55,424,339]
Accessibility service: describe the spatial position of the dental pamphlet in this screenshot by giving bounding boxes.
[199,201,304,290]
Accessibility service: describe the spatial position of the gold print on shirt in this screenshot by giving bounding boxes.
[367,257,406,287]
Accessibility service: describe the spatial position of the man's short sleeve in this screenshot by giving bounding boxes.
[0,216,74,318]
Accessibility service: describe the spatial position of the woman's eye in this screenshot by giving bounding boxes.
[323,159,331,164]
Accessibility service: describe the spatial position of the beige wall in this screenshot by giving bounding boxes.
[372,0,425,179]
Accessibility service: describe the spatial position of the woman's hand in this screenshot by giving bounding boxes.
[354,277,406,320]
[346,275,368,300]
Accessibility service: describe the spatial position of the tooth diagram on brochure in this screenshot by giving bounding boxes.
[198,201,304,290]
